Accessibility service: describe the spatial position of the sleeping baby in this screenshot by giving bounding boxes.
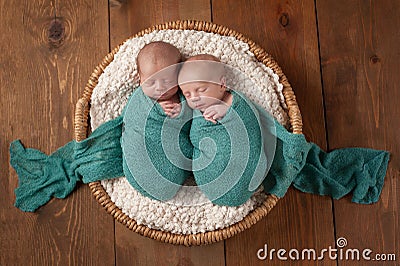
[121,41,193,201]
[178,54,269,206]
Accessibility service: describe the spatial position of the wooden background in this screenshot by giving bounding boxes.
[1,0,398,265]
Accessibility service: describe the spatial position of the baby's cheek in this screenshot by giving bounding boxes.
[200,97,216,106]
[142,88,152,97]
[182,95,191,102]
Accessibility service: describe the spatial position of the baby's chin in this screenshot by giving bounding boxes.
[156,94,172,101]
[153,88,179,101]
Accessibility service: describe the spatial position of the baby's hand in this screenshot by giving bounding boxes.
[159,100,181,118]
[203,104,229,124]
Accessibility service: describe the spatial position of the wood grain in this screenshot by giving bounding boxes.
[116,227,225,266]
[213,0,336,265]
[109,0,211,47]
[0,0,114,265]
[109,1,225,265]
[317,0,399,265]
[2,0,398,265]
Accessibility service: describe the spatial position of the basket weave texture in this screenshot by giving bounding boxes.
[74,20,303,246]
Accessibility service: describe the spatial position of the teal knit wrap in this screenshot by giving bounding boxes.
[9,89,390,212]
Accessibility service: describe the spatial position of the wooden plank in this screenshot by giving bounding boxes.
[110,0,211,47]
[109,1,225,265]
[0,0,114,265]
[213,0,336,265]
[316,0,399,265]
[116,229,225,266]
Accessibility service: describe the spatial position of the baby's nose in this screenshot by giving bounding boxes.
[155,80,167,91]
[190,95,201,102]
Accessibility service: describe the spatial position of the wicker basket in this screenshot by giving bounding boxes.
[74,20,302,246]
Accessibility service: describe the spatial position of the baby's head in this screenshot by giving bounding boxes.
[137,41,181,100]
[178,54,227,111]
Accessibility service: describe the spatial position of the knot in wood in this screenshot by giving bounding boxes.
[48,19,65,48]
[279,13,289,27]
[369,55,380,64]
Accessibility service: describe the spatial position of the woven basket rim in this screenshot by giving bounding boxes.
[74,20,303,246]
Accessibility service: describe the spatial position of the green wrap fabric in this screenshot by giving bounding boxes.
[10,115,124,212]
[190,91,269,206]
[122,87,193,201]
[262,119,389,204]
[9,91,390,212]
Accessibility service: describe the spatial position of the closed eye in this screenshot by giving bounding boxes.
[198,87,207,92]
[143,80,155,86]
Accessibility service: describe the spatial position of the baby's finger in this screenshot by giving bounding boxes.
[162,103,177,109]
[213,114,223,120]
[169,112,178,118]
[204,110,217,118]
[172,105,181,111]
[171,108,180,114]
[163,108,174,113]
[165,111,175,117]
[203,108,211,115]
[204,116,217,124]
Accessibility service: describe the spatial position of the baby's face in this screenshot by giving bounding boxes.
[180,81,226,111]
[139,63,179,101]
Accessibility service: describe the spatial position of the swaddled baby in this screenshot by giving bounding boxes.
[121,41,193,201]
[178,54,269,206]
